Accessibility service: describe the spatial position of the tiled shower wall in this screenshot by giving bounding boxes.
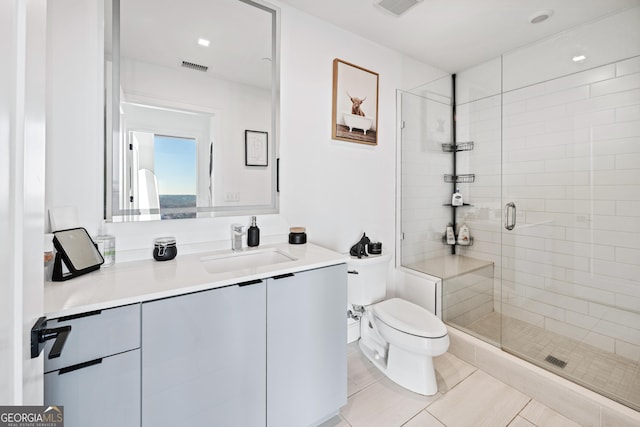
[454,89,503,330]
[457,55,640,360]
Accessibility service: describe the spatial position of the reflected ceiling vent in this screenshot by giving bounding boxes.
[375,0,424,16]
[181,60,208,72]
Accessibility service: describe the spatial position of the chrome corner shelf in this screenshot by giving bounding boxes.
[442,235,474,246]
[444,174,475,184]
[441,141,474,152]
[443,137,475,250]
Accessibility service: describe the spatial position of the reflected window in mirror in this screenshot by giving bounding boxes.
[128,131,198,220]
[120,102,211,220]
[155,135,197,220]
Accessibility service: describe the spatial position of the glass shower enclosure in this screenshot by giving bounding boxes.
[399,7,640,411]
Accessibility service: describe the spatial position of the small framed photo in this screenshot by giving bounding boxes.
[332,59,379,146]
[245,130,268,166]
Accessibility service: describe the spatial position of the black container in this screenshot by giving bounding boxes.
[153,237,177,261]
[368,242,382,255]
[288,227,307,244]
[247,216,260,247]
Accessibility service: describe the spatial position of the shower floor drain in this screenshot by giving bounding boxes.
[545,355,567,368]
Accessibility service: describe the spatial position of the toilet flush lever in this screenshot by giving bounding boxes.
[347,270,359,275]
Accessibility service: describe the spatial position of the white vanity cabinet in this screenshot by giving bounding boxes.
[43,304,141,427]
[43,251,347,427]
[267,264,348,427]
[141,279,266,427]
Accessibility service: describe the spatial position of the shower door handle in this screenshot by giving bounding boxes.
[505,202,516,231]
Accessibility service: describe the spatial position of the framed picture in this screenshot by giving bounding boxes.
[332,59,379,145]
[245,130,268,166]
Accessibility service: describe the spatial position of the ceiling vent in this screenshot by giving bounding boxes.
[181,60,208,72]
[375,0,424,16]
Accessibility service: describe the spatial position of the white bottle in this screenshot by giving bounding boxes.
[452,188,463,206]
[445,224,456,245]
[457,223,471,246]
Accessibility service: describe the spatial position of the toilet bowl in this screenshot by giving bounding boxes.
[348,253,449,395]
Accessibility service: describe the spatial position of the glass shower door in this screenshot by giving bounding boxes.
[500,57,640,410]
[398,89,451,270]
[399,83,504,346]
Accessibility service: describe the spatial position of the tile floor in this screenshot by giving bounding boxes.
[464,312,640,411]
[320,342,582,427]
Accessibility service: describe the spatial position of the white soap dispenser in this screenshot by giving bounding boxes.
[452,188,463,206]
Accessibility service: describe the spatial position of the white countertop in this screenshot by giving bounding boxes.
[44,242,347,318]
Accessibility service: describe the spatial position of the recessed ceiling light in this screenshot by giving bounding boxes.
[198,38,210,47]
[572,55,586,63]
[529,9,553,24]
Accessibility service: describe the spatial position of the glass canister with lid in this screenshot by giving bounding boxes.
[153,236,177,261]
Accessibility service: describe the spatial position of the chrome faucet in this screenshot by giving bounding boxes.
[231,224,246,251]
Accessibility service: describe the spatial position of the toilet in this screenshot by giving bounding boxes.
[348,253,449,396]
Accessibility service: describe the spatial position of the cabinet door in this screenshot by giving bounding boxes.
[142,282,266,427]
[267,264,347,427]
[44,349,140,427]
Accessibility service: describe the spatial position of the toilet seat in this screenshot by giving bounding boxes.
[374,298,447,338]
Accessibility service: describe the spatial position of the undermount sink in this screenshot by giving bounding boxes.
[200,248,297,274]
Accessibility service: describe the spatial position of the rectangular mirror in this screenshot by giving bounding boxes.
[105,0,280,221]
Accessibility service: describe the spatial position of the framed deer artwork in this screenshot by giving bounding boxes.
[332,59,379,146]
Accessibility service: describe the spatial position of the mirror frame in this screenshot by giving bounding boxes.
[105,0,280,222]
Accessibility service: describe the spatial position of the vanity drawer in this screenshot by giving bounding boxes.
[44,304,140,373]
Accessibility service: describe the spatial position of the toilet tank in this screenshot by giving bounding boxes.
[347,253,392,305]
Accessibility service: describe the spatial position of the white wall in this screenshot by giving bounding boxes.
[0,0,16,404]
[278,4,447,256]
[45,0,447,264]
[46,0,103,230]
[20,0,48,402]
